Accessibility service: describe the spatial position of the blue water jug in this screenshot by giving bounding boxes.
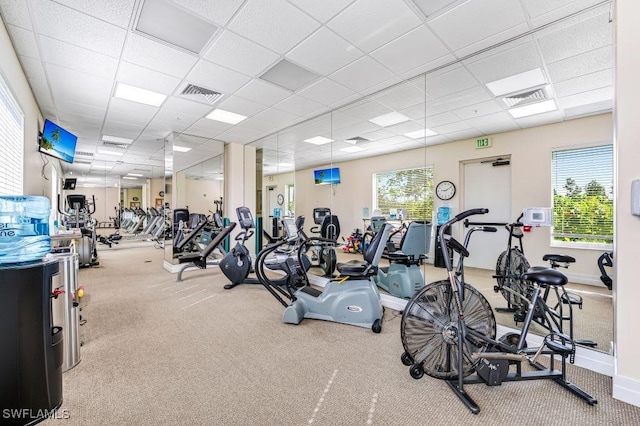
[0,195,51,264]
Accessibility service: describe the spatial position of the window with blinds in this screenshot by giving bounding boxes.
[374,166,433,220]
[0,74,24,196]
[551,145,613,244]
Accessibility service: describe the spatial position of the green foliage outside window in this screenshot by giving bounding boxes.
[375,167,433,221]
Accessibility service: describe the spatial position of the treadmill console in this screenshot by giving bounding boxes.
[282,218,298,241]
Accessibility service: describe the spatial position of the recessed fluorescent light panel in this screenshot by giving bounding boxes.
[369,112,410,127]
[486,68,548,97]
[173,145,192,152]
[102,135,133,144]
[127,173,143,177]
[259,59,319,92]
[135,0,218,54]
[277,163,292,167]
[206,109,247,125]
[404,129,437,139]
[508,99,557,118]
[341,146,365,153]
[97,149,124,156]
[122,177,138,180]
[303,136,334,145]
[92,164,112,169]
[115,83,166,107]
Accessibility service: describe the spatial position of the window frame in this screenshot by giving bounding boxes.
[0,71,24,196]
[372,165,434,222]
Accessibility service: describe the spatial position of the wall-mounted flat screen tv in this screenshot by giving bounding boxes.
[39,119,77,164]
[314,167,341,185]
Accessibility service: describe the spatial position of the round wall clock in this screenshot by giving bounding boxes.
[159,191,165,197]
[132,196,139,201]
[277,194,284,205]
[435,180,456,200]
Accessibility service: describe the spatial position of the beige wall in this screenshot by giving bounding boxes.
[613,0,640,402]
[183,178,223,215]
[293,113,612,283]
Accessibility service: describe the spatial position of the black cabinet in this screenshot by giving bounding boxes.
[1,260,63,425]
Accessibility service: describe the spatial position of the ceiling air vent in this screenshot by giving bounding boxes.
[345,136,371,145]
[73,159,92,165]
[75,151,94,157]
[501,87,549,108]
[102,141,129,148]
[181,84,223,105]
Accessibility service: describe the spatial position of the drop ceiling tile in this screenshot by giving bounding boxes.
[106,97,159,126]
[546,46,612,82]
[216,126,264,144]
[515,110,564,128]
[0,1,33,29]
[240,117,279,133]
[130,138,167,152]
[289,0,355,23]
[557,86,612,110]
[426,86,493,115]
[328,93,361,109]
[453,100,504,120]
[386,120,423,135]
[564,100,611,119]
[53,0,135,28]
[27,76,55,109]
[328,0,421,53]
[444,128,483,141]
[235,79,291,105]
[46,63,112,109]
[32,1,127,57]
[330,56,395,93]
[102,120,145,136]
[464,41,543,85]
[184,117,232,137]
[161,97,213,118]
[425,66,479,99]
[123,33,198,78]
[424,111,463,127]
[6,25,40,60]
[536,12,611,64]
[56,100,106,120]
[360,76,403,97]
[298,78,356,106]
[39,36,118,80]
[524,0,606,28]
[203,31,279,76]
[187,60,252,95]
[431,120,472,135]
[228,0,320,54]
[287,28,363,76]
[373,84,426,111]
[117,62,182,95]
[398,102,427,121]
[428,0,527,52]
[370,26,451,76]
[146,117,191,134]
[58,112,103,129]
[18,55,46,80]
[172,0,245,26]
[553,69,612,98]
[218,95,269,117]
[330,121,379,140]
[340,99,392,122]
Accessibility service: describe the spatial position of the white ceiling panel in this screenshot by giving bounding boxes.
[443,128,483,141]
[553,69,612,98]
[546,45,612,82]
[216,126,265,144]
[359,76,403,98]
[523,0,604,27]
[122,33,198,78]
[26,76,54,110]
[105,98,159,126]
[298,78,356,106]
[57,112,102,129]
[328,0,421,53]
[46,63,113,108]
[330,56,394,93]
[288,0,355,23]
[184,118,232,137]
[453,100,505,120]
[239,116,279,133]
[536,12,612,64]
[160,96,212,118]
[217,95,268,117]
[338,100,391,122]
[6,25,40,59]
[146,117,191,134]
[56,100,106,120]
[426,86,493,115]
[234,79,291,105]
[287,28,363,76]
[18,55,46,80]
[0,1,33,29]
[172,0,245,26]
[515,109,565,128]
[116,61,182,95]
[252,108,301,129]
[425,66,479,99]
[370,26,450,76]
[228,0,320,54]
[203,30,279,76]
[31,0,126,57]
[39,36,118,80]
[130,138,166,153]
[53,0,135,28]
[464,41,543,85]
[102,120,145,136]
[186,60,252,95]
[386,120,424,135]
[428,0,527,52]
[373,84,426,111]
[557,86,613,110]
[431,120,472,135]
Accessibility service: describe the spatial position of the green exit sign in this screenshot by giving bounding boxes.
[476,137,491,149]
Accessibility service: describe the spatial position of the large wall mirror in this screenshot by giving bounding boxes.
[163,134,225,266]
[246,4,613,357]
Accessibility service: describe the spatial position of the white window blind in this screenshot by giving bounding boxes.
[0,74,24,195]
[551,145,613,244]
[374,166,433,220]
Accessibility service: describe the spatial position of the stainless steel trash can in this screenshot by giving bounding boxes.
[51,253,81,371]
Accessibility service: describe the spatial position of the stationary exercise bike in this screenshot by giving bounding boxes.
[374,220,432,299]
[256,218,391,332]
[219,207,310,290]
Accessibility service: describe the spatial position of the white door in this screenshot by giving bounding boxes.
[462,159,511,269]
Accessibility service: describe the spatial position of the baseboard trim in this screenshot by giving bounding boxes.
[613,375,640,407]
[163,261,182,273]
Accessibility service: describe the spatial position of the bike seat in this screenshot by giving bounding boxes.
[542,254,575,264]
[523,268,567,287]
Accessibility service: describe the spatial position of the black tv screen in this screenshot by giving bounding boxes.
[314,167,341,185]
[39,119,77,163]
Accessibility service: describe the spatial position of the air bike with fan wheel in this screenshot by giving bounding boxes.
[400,208,596,414]
[256,217,391,332]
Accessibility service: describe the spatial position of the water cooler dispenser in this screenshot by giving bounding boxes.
[0,259,64,425]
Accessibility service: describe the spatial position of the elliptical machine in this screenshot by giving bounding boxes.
[307,207,340,277]
[374,220,432,299]
[256,218,391,332]
[57,194,99,267]
[219,207,310,290]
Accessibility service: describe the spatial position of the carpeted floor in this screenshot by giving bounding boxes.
[47,242,638,425]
